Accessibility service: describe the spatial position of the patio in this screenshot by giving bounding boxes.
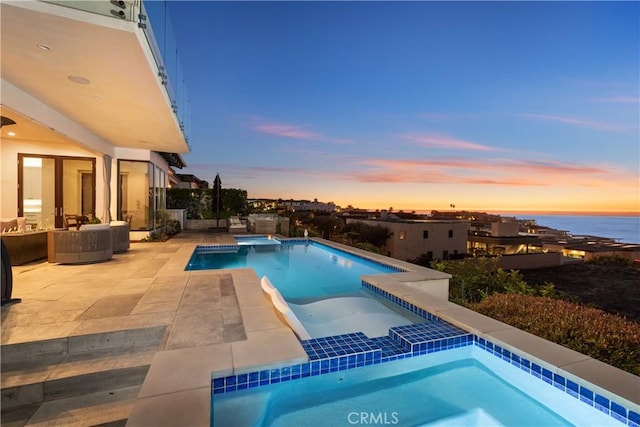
[1,231,305,426]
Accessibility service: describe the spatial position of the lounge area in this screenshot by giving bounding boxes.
[47,222,130,264]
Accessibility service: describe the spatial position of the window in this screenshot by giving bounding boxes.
[399,231,406,240]
[448,229,454,238]
[443,250,449,260]
[426,251,433,261]
[423,230,429,239]
[118,160,156,231]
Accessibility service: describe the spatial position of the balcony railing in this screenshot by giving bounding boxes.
[41,0,192,150]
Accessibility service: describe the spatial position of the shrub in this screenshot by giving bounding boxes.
[587,255,634,268]
[165,220,181,237]
[470,293,640,375]
[431,258,542,304]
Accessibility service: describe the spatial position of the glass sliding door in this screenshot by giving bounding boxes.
[21,157,55,229]
[118,160,153,231]
[118,160,167,231]
[18,155,96,229]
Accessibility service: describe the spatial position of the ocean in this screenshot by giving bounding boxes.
[512,215,640,244]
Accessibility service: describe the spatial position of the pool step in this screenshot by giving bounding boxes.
[1,325,167,372]
[4,384,140,427]
[1,327,166,426]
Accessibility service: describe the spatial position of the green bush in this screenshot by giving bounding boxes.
[165,219,181,236]
[587,255,634,267]
[470,293,640,375]
[431,258,545,304]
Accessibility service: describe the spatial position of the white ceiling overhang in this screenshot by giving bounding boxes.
[0,1,189,154]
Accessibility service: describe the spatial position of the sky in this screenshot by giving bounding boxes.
[165,1,639,215]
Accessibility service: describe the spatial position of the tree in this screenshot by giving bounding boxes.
[221,188,249,216]
[311,216,344,239]
[343,222,392,248]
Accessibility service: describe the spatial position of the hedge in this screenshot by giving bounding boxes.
[470,293,640,376]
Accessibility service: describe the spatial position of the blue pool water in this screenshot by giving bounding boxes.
[234,235,282,246]
[187,241,399,300]
[187,241,422,338]
[212,346,622,427]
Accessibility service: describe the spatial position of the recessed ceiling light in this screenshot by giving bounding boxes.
[68,75,90,85]
[7,131,16,136]
[37,43,52,51]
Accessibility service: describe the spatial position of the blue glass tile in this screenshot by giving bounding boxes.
[566,380,579,394]
[629,420,639,427]
[260,370,269,381]
[225,376,236,386]
[271,377,280,384]
[213,388,224,395]
[249,381,259,388]
[542,369,553,380]
[270,369,280,380]
[611,401,626,417]
[579,386,594,402]
[531,363,541,375]
[249,372,259,382]
[213,378,224,388]
[237,383,248,390]
[237,374,248,384]
[630,410,640,424]
[225,385,236,392]
[594,394,609,409]
[260,379,269,386]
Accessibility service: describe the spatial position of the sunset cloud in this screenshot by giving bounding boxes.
[352,157,630,188]
[250,119,355,145]
[402,134,503,152]
[254,124,320,140]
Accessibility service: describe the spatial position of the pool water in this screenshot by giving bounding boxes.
[188,241,420,338]
[212,346,623,427]
[187,242,399,300]
[235,235,282,246]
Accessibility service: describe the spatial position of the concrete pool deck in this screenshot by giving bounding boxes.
[1,232,638,426]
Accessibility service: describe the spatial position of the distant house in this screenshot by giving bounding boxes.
[543,240,640,262]
[346,218,469,261]
[173,174,209,189]
[280,199,337,213]
[468,220,541,257]
[1,1,190,237]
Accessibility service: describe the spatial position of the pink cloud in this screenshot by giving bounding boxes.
[352,156,628,187]
[402,134,504,152]
[518,113,628,132]
[255,124,320,140]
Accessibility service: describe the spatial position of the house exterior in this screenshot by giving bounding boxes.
[346,218,470,261]
[1,1,190,238]
[172,174,209,190]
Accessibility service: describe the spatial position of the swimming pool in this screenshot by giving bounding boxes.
[205,239,637,426]
[187,240,422,338]
[212,345,623,426]
[187,240,402,300]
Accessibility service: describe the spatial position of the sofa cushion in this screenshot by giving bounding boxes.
[79,224,111,231]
